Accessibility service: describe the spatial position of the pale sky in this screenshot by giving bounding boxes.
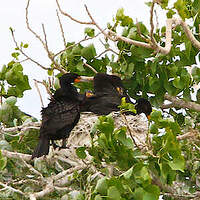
[1,0,167,118]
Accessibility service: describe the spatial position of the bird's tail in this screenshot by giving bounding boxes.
[32,136,50,159]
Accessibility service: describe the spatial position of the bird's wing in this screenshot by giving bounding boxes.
[40,100,80,134]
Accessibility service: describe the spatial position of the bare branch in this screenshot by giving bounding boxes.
[56,10,67,48]
[41,24,66,73]
[95,48,119,59]
[29,181,54,200]
[1,149,32,162]
[26,0,66,74]
[34,80,44,107]
[56,0,93,25]
[164,94,200,112]
[176,19,200,50]
[34,79,53,98]
[10,29,49,70]
[149,1,156,44]
[52,165,86,181]
[53,30,103,59]
[1,122,40,133]
[108,30,152,48]
[20,157,44,179]
[177,129,199,141]
[0,182,24,196]
[84,63,97,73]
[26,0,46,48]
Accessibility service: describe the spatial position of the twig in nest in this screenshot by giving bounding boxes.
[121,113,140,148]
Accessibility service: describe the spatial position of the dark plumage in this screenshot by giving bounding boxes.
[32,73,85,159]
[81,73,152,118]
[135,98,152,119]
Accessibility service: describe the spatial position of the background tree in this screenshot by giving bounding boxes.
[0,0,200,199]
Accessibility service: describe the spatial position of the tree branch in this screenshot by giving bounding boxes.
[56,10,67,48]
[164,94,200,112]
[26,0,66,74]
[56,0,93,25]
[10,29,49,70]
[175,19,200,50]
[1,149,32,162]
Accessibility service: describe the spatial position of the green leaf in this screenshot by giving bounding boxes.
[5,96,17,106]
[76,61,85,72]
[81,44,96,60]
[150,111,162,122]
[0,103,13,123]
[115,128,133,148]
[11,52,20,60]
[150,123,158,134]
[174,0,190,20]
[192,66,200,83]
[144,185,160,200]
[23,43,29,48]
[0,65,8,80]
[173,77,184,89]
[0,155,7,170]
[122,166,133,179]
[168,156,185,172]
[167,9,176,18]
[84,27,95,37]
[76,147,87,159]
[95,177,108,195]
[107,186,121,200]
[116,8,125,21]
[133,187,144,200]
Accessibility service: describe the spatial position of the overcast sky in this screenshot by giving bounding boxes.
[1,1,168,118]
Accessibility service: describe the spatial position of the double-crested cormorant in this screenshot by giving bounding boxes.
[81,73,152,118]
[32,73,86,159]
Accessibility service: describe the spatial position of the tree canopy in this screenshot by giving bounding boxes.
[0,0,200,199]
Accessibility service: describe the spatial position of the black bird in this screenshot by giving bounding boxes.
[32,73,86,159]
[81,73,152,118]
[134,98,152,120]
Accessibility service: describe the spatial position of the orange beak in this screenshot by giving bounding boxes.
[74,76,94,83]
[147,115,151,120]
[74,77,81,83]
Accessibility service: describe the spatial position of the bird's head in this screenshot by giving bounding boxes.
[109,75,124,95]
[59,73,93,87]
[135,98,152,120]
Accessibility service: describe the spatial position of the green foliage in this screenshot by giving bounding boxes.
[0,61,31,98]
[84,27,95,37]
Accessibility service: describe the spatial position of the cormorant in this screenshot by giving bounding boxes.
[32,73,86,159]
[80,73,152,118]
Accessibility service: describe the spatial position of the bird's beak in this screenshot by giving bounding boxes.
[75,76,94,83]
[147,115,151,120]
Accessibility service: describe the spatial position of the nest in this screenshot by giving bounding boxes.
[67,112,148,148]
[50,112,149,168]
